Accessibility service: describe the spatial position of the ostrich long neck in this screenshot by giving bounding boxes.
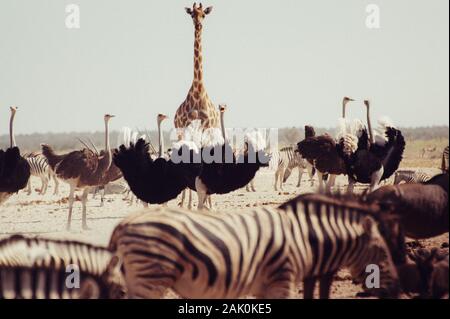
[158,121,164,158]
[104,119,112,169]
[193,28,204,85]
[366,104,375,144]
[220,112,226,140]
[9,111,16,147]
[342,100,347,118]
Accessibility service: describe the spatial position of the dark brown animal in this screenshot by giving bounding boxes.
[366,173,449,239]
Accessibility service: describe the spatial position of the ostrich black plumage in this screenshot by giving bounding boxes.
[113,114,190,204]
[195,105,270,209]
[346,100,405,192]
[0,107,30,204]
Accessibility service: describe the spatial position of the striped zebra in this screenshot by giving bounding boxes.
[442,146,449,173]
[270,146,315,191]
[0,235,126,299]
[393,170,432,185]
[109,193,402,299]
[24,153,59,195]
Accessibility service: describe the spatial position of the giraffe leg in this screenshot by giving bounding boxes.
[81,187,90,230]
[66,184,76,231]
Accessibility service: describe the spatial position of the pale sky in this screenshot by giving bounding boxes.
[0,0,448,135]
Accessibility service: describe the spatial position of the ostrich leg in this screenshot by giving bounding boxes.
[66,183,76,230]
[347,176,356,193]
[307,164,315,187]
[26,179,32,195]
[81,187,90,230]
[318,172,325,192]
[195,177,208,210]
[326,174,337,193]
[178,189,186,208]
[53,175,59,195]
[188,189,193,210]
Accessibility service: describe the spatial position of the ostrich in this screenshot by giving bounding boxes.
[113,114,191,205]
[296,97,357,192]
[41,114,115,230]
[346,100,405,192]
[366,173,449,239]
[195,105,270,209]
[0,107,30,204]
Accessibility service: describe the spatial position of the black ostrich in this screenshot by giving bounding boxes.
[195,105,270,209]
[366,173,449,239]
[297,97,357,192]
[0,107,30,204]
[113,114,190,205]
[346,100,405,192]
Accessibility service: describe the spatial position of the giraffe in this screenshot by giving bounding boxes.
[174,3,220,130]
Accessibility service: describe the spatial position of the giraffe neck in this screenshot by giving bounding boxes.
[192,28,204,88]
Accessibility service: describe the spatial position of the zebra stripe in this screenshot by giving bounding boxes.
[109,194,400,299]
[393,170,431,185]
[0,235,125,299]
[24,153,59,195]
[270,147,314,190]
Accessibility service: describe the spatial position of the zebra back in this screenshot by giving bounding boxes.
[270,146,304,170]
[0,235,125,299]
[109,195,401,299]
[394,170,431,185]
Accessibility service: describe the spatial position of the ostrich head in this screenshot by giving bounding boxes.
[342,97,354,118]
[185,3,212,31]
[157,114,168,124]
[104,114,115,122]
[219,104,227,113]
[10,106,18,115]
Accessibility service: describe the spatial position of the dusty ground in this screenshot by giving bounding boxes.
[0,166,448,299]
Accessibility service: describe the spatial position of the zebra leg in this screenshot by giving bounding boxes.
[187,189,193,210]
[66,184,76,231]
[303,277,317,299]
[26,179,32,195]
[81,187,90,230]
[41,176,49,195]
[319,273,335,299]
[263,273,296,299]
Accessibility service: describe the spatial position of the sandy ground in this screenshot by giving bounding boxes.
[0,168,448,299]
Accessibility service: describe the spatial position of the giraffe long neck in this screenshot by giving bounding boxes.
[193,28,204,87]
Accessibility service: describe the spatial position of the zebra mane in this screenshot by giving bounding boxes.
[0,235,115,277]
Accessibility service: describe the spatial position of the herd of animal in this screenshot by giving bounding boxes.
[0,3,449,299]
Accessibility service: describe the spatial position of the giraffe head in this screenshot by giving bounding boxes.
[185,3,212,31]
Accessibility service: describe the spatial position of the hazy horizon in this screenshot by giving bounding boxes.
[1,0,449,135]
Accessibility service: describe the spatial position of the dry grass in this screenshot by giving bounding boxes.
[400,139,448,169]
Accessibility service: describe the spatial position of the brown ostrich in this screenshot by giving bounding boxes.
[41,114,115,230]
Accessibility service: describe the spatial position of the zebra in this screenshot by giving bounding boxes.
[442,146,449,173]
[0,235,126,299]
[24,153,59,195]
[270,146,315,191]
[393,170,432,185]
[108,193,403,299]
